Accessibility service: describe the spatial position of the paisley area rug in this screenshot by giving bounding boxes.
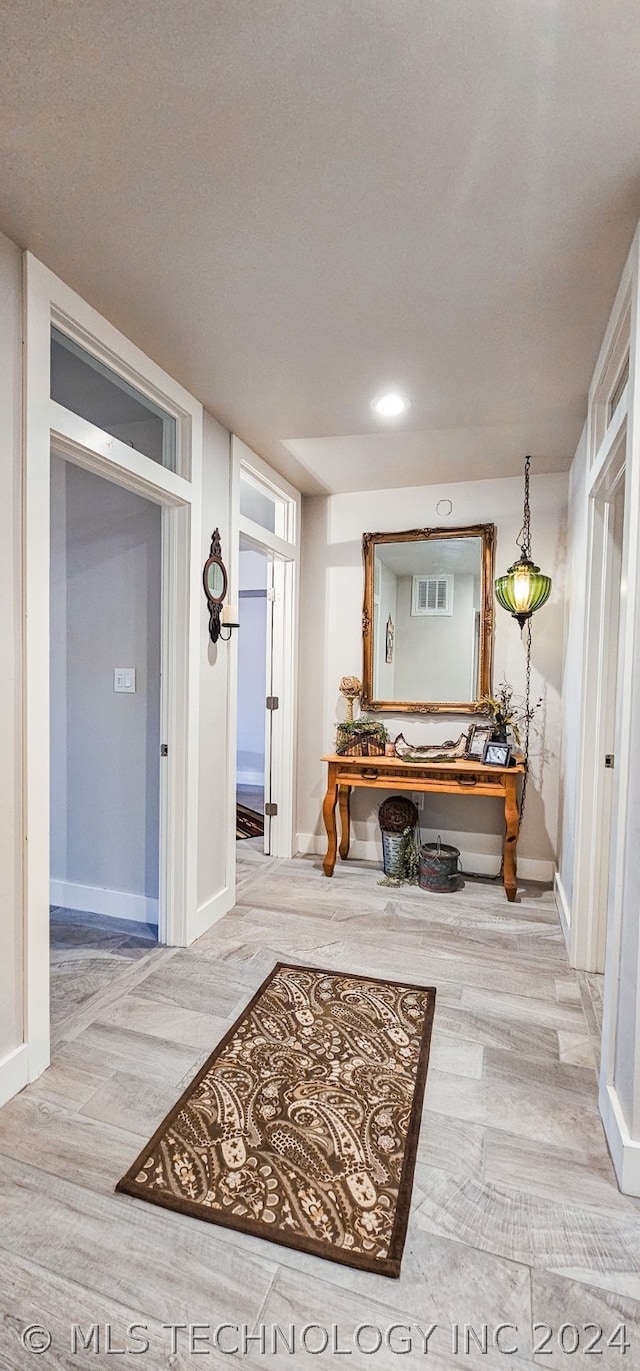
[116,962,436,1276]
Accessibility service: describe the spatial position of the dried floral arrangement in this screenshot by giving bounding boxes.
[479,677,542,746]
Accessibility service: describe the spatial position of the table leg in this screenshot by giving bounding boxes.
[338,785,351,860]
[503,774,520,902]
[322,766,339,876]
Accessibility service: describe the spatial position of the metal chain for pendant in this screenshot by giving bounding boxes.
[519,617,532,824]
[516,454,532,559]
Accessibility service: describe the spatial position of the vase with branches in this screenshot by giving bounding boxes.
[479,677,542,747]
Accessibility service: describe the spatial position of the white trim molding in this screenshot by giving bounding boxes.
[50,880,158,927]
[554,870,571,950]
[194,887,236,942]
[600,1082,640,1197]
[0,1045,29,1109]
[296,834,555,885]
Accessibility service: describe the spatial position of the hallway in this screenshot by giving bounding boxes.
[1,853,638,1367]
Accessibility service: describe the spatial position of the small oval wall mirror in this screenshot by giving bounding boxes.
[205,558,226,602]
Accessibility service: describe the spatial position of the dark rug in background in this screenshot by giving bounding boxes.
[117,962,436,1276]
[236,803,264,840]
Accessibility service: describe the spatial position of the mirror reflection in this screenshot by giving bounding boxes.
[206,560,225,600]
[362,525,494,712]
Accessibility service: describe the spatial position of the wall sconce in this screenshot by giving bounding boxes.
[219,604,239,641]
[203,529,238,643]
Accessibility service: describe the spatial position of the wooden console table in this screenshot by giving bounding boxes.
[321,752,525,902]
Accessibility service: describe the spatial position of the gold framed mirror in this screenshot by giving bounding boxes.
[361,524,495,713]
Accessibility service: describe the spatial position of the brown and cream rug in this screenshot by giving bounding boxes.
[116,962,436,1276]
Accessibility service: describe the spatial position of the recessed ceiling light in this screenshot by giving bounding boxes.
[371,392,410,418]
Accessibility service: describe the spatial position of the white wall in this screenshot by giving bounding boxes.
[196,412,234,922]
[49,459,161,922]
[373,560,397,698]
[394,571,475,703]
[297,472,568,880]
[0,231,23,1066]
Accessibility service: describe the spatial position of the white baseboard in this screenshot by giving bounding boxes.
[600,1080,640,1196]
[50,878,158,926]
[193,885,235,943]
[237,769,264,787]
[0,1044,29,1110]
[554,870,571,949]
[295,833,555,884]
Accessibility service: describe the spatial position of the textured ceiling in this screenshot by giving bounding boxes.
[1,1,639,493]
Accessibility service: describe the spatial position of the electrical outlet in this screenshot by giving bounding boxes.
[114,668,136,693]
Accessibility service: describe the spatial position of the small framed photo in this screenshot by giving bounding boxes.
[482,739,511,767]
[466,724,492,760]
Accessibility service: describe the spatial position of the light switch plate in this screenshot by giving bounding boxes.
[114,667,136,693]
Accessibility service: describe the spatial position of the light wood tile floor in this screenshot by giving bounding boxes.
[1,854,639,1368]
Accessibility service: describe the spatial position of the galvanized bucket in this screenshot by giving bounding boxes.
[381,829,408,877]
[419,837,461,892]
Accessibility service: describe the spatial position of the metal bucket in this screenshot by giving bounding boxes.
[381,829,409,877]
[419,837,461,892]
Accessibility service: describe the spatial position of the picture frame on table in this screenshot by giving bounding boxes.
[482,739,512,767]
[466,724,493,760]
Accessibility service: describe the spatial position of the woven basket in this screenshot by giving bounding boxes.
[378,795,419,833]
[336,728,386,757]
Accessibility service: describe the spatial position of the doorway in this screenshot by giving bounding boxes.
[23,256,205,1086]
[49,455,162,1037]
[230,438,301,866]
[236,538,271,851]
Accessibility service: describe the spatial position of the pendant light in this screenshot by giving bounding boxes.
[495,455,552,629]
[494,453,551,829]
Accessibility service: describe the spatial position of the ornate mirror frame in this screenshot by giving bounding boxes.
[361,523,496,714]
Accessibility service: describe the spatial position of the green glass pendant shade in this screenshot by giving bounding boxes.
[495,556,552,629]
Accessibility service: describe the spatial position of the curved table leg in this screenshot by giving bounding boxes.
[322,765,339,876]
[339,785,351,860]
[503,774,520,902]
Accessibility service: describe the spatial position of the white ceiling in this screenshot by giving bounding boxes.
[2,1,640,494]
[377,537,481,578]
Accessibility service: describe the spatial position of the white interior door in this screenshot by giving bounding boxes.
[263,553,275,855]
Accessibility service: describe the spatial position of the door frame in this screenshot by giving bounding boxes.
[229,438,300,870]
[24,254,203,1080]
[570,427,627,972]
[567,230,639,977]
